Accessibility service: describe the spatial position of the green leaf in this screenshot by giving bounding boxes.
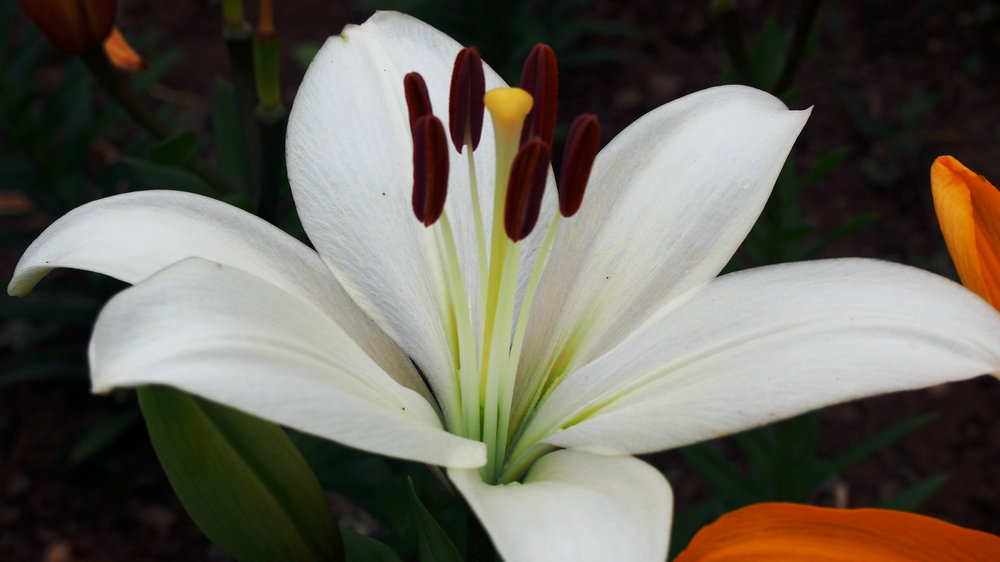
[669,496,725,560]
[341,529,404,562]
[211,79,251,196]
[829,413,936,475]
[137,385,343,562]
[407,478,463,562]
[680,443,759,507]
[875,473,950,512]
[70,411,140,463]
[150,131,198,165]
[120,156,217,196]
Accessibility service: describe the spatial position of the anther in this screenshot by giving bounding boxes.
[404,72,433,130]
[518,44,558,149]
[558,114,601,217]
[411,115,449,226]
[504,138,550,242]
[448,47,486,153]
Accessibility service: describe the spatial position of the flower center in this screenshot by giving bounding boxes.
[404,46,600,483]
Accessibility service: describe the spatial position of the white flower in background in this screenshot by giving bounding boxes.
[10,11,1000,561]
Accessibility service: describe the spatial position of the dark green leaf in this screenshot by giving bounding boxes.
[407,478,463,562]
[680,443,759,507]
[875,473,950,512]
[341,529,404,562]
[70,411,140,463]
[211,79,251,196]
[829,413,937,476]
[138,385,343,562]
[150,131,198,165]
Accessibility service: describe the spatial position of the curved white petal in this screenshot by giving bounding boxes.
[90,257,486,468]
[287,11,555,409]
[524,259,1000,454]
[449,450,671,561]
[6,190,427,399]
[516,86,810,412]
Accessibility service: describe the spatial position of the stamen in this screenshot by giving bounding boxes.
[448,47,486,153]
[404,72,433,130]
[518,44,558,149]
[558,114,601,217]
[504,138,550,242]
[410,115,449,226]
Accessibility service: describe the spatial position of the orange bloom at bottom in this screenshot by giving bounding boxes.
[676,502,1000,561]
[931,155,1000,309]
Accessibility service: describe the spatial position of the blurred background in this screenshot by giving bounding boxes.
[1,0,999,559]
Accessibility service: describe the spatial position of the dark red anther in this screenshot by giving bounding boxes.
[518,44,558,149]
[558,114,601,217]
[504,138,550,242]
[404,72,433,131]
[411,115,449,227]
[448,47,485,153]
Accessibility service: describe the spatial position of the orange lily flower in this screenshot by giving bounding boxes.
[676,502,1000,561]
[931,155,1000,308]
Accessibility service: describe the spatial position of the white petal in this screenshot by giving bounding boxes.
[287,12,555,406]
[90,257,485,468]
[7,191,427,400]
[526,259,1000,454]
[516,86,810,410]
[449,450,671,561]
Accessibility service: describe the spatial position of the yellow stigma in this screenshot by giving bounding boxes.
[484,87,533,130]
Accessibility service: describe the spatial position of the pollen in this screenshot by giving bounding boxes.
[483,88,533,130]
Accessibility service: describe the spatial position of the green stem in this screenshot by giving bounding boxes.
[225,24,262,204]
[256,105,287,224]
[772,0,822,95]
[81,49,237,196]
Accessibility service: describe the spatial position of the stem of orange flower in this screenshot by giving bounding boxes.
[80,48,237,196]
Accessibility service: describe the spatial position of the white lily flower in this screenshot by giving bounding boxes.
[10,11,1000,561]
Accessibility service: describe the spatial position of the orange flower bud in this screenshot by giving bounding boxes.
[931,155,1000,309]
[18,0,117,54]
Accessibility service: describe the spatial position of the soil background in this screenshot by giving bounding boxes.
[2,0,1000,560]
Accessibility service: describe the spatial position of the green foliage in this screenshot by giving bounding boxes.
[341,529,404,562]
[671,412,941,555]
[408,478,464,562]
[295,434,469,559]
[138,386,344,562]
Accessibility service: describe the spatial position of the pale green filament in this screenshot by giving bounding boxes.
[434,213,481,439]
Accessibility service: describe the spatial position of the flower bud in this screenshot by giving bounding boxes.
[18,0,117,54]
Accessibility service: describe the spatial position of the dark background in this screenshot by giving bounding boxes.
[2,1,999,559]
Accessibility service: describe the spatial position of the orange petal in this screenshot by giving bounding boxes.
[103,27,146,72]
[675,503,1000,562]
[931,155,1000,309]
